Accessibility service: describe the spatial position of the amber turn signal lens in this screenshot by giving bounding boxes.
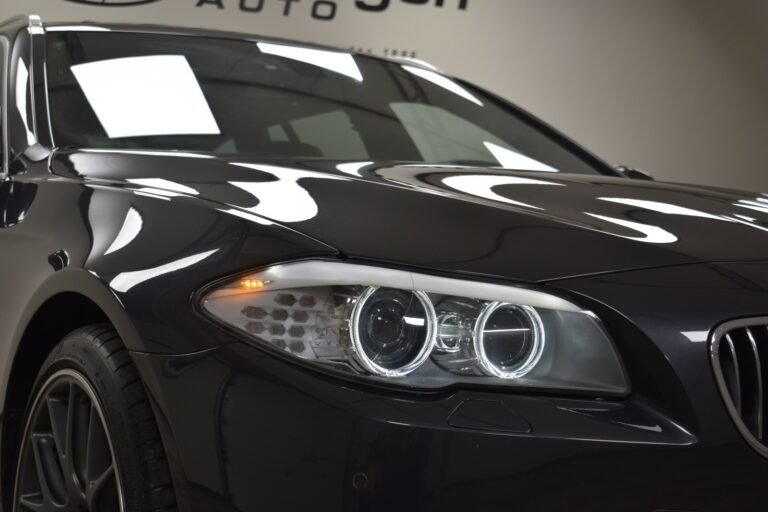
[239,279,267,290]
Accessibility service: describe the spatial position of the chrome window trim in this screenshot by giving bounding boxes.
[710,316,768,458]
[1,34,8,179]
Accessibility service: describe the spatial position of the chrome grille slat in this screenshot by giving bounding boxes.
[723,333,741,414]
[746,328,764,440]
[711,317,768,458]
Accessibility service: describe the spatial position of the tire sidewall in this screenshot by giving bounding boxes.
[16,331,146,512]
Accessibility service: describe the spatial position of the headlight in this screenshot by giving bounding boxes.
[201,261,628,395]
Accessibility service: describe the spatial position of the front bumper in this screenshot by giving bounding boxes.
[133,261,768,511]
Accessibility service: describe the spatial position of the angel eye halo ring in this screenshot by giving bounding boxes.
[350,286,437,377]
[474,302,545,379]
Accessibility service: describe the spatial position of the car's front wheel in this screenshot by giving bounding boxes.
[13,325,177,512]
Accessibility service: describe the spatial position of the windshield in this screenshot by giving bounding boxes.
[46,31,605,174]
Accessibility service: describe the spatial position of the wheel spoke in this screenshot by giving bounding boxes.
[18,494,45,511]
[71,387,91,493]
[17,372,123,512]
[30,434,66,507]
[45,388,70,483]
[87,464,116,511]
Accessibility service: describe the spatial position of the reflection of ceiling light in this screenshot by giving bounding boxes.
[105,207,143,255]
[258,42,363,81]
[127,178,199,196]
[336,161,374,177]
[230,163,347,223]
[586,213,677,244]
[442,174,563,210]
[47,25,110,32]
[484,142,559,172]
[216,208,274,226]
[682,331,709,343]
[81,149,216,159]
[110,249,219,293]
[402,65,483,106]
[736,200,768,215]
[16,60,35,146]
[599,197,730,221]
[71,55,220,139]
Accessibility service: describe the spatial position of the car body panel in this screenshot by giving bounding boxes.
[131,259,768,511]
[52,150,768,282]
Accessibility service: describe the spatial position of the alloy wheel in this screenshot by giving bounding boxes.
[14,369,124,512]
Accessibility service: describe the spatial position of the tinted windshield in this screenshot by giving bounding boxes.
[46,31,605,174]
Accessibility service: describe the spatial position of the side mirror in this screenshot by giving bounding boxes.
[615,165,654,181]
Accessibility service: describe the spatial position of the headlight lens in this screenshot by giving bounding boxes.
[351,287,436,377]
[202,261,628,395]
[474,303,544,379]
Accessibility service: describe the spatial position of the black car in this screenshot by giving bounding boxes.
[1,14,767,512]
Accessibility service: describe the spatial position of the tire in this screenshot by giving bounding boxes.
[13,325,177,512]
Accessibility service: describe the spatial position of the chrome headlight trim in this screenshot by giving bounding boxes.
[234,260,582,313]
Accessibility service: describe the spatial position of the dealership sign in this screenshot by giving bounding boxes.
[66,0,162,5]
[64,0,469,20]
[208,1,470,21]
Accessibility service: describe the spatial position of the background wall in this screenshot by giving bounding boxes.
[2,0,766,191]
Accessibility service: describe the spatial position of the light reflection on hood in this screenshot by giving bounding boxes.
[585,213,678,244]
[599,197,730,221]
[229,163,347,223]
[441,174,563,211]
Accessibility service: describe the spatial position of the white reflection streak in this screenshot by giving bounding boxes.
[80,149,216,159]
[736,200,768,215]
[442,174,563,211]
[599,197,768,233]
[105,207,143,255]
[216,208,274,226]
[682,331,709,343]
[230,163,347,223]
[586,213,678,244]
[257,42,363,81]
[614,421,663,433]
[127,178,199,196]
[71,55,220,138]
[16,60,35,145]
[336,161,374,177]
[110,249,219,293]
[134,191,172,201]
[402,65,483,106]
[598,197,730,221]
[484,142,559,172]
[47,25,111,32]
[403,317,425,327]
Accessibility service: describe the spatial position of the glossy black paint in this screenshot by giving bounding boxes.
[0,16,766,512]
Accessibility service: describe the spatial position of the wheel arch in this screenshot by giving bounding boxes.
[0,269,143,509]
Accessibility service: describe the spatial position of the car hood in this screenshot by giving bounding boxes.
[52,151,768,282]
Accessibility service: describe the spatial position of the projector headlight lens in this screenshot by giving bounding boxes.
[475,303,544,379]
[201,261,628,395]
[351,287,436,376]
